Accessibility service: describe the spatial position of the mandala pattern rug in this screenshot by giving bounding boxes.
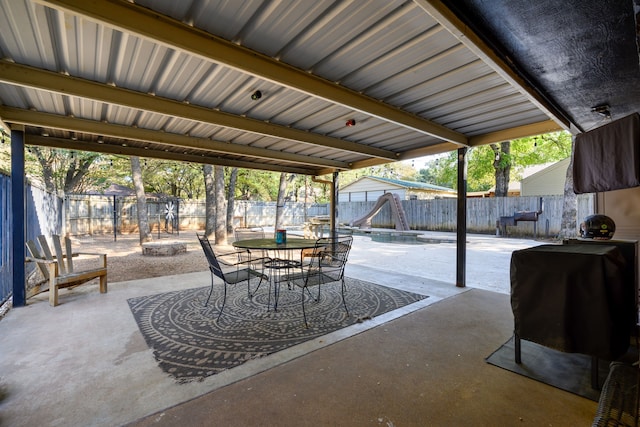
[128,277,427,383]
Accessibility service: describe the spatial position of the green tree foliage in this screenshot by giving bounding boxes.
[0,137,10,173]
[141,159,204,199]
[417,131,572,191]
[232,169,281,201]
[26,147,105,194]
[0,143,132,194]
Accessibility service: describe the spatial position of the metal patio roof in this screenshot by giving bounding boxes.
[0,0,638,176]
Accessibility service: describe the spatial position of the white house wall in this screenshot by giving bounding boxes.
[340,178,403,193]
[340,190,406,202]
[339,177,405,202]
[520,158,570,196]
[598,186,640,294]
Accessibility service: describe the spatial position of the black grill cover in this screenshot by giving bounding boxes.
[510,244,633,360]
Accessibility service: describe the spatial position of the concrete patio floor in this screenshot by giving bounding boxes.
[0,233,597,426]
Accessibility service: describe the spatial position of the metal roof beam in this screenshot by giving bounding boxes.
[468,120,562,146]
[36,0,468,145]
[0,106,351,170]
[396,142,461,161]
[0,60,397,161]
[25,135,316,175]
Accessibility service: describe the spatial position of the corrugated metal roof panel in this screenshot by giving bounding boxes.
[0,0,571,175]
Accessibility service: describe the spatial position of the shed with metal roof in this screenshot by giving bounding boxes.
[339,176,455,202]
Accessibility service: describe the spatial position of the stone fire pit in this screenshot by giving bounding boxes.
[142,241,187,256]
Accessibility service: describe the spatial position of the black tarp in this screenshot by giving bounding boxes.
[573,113,640,194]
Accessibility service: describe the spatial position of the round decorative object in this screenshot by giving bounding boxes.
[164,202,175,222]
[579,214,616,240]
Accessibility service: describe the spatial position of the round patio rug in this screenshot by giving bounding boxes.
[127,277,427,382]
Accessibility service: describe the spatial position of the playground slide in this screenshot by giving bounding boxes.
[350,193,410,231]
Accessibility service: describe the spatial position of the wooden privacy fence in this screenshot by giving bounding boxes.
[63,194,594,238]
[339,194,594,237]
[64,196,331,235]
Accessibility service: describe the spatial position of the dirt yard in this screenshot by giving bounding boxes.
[68,231,210,283]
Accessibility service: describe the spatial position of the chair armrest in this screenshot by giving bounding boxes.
[25,257,59,279]
[25,257,56,264]
[73,252,108,268]
[217,249,251,258]
[74,252,107,257]
[217,250,262,268]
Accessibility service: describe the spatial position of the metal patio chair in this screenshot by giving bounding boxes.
[234,226,270,297]
[197,233,268,319]
[283,235,353,327]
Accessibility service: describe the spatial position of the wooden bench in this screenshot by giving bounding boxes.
[25,235,107,306]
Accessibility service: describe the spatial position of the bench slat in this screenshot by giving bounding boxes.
[37,235,54,260]
[26,240,49,279]
[64,236,74,273]
[55,268,107,286]
[52,235,67,275]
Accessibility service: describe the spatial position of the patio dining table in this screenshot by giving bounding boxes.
[233,237,318,310]
[232,237,319,252]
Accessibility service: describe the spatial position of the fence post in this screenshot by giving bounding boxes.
[113,195,117,241]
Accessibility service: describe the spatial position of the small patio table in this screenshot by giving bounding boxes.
[233,237,318,310]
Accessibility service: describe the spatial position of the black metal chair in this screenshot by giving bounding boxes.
[284,235,353,327]
[233,226,269,297]
[234,226,266,242]
[197,233,268,319]
[234,227,267,264]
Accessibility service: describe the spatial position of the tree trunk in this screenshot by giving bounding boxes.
[203,164,216,238]
[226,167,238,233]
[559,137,578,238]
[214,165,227,245]
[130,156,152,244]
[491,142,511,197]
[63,155,97,194]
[275,173,288,230]
[32,147,56,193]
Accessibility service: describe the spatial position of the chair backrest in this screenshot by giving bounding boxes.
[197,233,225,281]
[234,227,266,262]
[26,235,74,277]
[234,227,265,242]
[308,235,353,282]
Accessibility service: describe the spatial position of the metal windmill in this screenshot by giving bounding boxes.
[164,201,175,233]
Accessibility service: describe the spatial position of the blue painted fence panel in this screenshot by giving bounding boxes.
[0,173,63,306]
[0,174,12,305]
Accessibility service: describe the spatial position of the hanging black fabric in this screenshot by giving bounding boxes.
[573,113,640,193]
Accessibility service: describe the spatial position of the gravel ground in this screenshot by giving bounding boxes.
[62,231,210,283]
